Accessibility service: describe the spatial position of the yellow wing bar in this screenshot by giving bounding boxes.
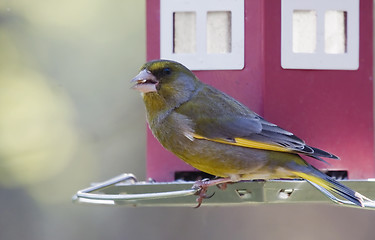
[193,133,293,153]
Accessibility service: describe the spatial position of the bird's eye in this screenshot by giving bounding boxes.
[162,68,171,75]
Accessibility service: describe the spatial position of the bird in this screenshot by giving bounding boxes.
[131,59,370,207]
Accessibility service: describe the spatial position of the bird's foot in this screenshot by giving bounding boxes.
[192,177,233,208]
[193,183,215,208]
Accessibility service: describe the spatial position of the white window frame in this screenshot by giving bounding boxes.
[281,0,359,70]
[160,0,244,70]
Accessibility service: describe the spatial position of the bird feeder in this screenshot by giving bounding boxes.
[74,0,375,209]
[147,0,374,181]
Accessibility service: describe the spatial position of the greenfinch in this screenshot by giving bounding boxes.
[131,59,369,207]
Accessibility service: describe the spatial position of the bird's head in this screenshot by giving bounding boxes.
[131,60,201,107]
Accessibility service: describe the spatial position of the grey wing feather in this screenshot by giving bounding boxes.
[248,117,339,160]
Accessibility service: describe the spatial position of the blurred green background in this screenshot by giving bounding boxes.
[1,1,375,240]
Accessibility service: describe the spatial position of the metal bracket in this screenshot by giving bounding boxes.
[72,173,375,209]
[73,174,198,206]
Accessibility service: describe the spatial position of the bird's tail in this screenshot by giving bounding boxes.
[292,167,371,207]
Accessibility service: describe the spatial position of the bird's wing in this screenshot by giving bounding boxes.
[177,85,338,160]
[253,118,339,160]
[192,118,338,161]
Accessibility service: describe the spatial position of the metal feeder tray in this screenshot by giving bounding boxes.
[73,173,375,209]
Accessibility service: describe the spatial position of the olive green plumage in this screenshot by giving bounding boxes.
[131,59,368,207]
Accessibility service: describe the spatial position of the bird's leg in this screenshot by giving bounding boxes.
[192,177,233,208]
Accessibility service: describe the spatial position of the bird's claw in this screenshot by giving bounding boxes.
[192,178,232,208]
[193,179,216,208]
[194,190,215,208]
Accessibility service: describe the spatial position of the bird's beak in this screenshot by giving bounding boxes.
[131,69,158,93]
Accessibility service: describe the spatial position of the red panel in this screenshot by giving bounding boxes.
[146,0,160,60]
[263,0,374,179]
